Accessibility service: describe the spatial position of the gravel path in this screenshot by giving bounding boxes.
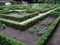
[46,23,60,45]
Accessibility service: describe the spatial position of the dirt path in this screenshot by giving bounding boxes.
[46,23,60,45]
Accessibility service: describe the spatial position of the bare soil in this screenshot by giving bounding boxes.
[9,13,21,17]
[46,23,60,45]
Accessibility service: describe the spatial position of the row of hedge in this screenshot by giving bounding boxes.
[21,14,48,29]
[2,10,27,14]
[0,34,25,45]
[0,18,25,30]
[0,8,58,30]
[36,15,60,45]
[0,12,39,22]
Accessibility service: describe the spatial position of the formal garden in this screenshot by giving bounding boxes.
[0,0,60,45]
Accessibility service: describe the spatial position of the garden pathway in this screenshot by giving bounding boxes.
[46,23,60,45]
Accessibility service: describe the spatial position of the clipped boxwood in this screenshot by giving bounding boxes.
[36,15,60,45]
[21,14,48,29]
[0,12,39,21]
[0,34,25,45]
[0,18,25,30]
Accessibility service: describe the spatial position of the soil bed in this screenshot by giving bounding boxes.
[0,14,58,45]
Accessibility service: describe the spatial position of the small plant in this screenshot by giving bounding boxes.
[0,22,6,30]
[2,24,6,29]
[38,31,44,35]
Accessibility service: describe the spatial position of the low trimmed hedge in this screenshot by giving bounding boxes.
[0,34,25,45]
[36,15,60,45]
[0,18,24,30]
[21,14,48,29]
[0,12,39,21]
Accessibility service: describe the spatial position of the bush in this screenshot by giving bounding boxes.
[0,22,6,30]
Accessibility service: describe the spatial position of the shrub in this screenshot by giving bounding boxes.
[1,24,6,29]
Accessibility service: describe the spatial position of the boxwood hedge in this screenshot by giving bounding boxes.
[0,18,24,30]
[0,12,39,21]
[21,14,48,29]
